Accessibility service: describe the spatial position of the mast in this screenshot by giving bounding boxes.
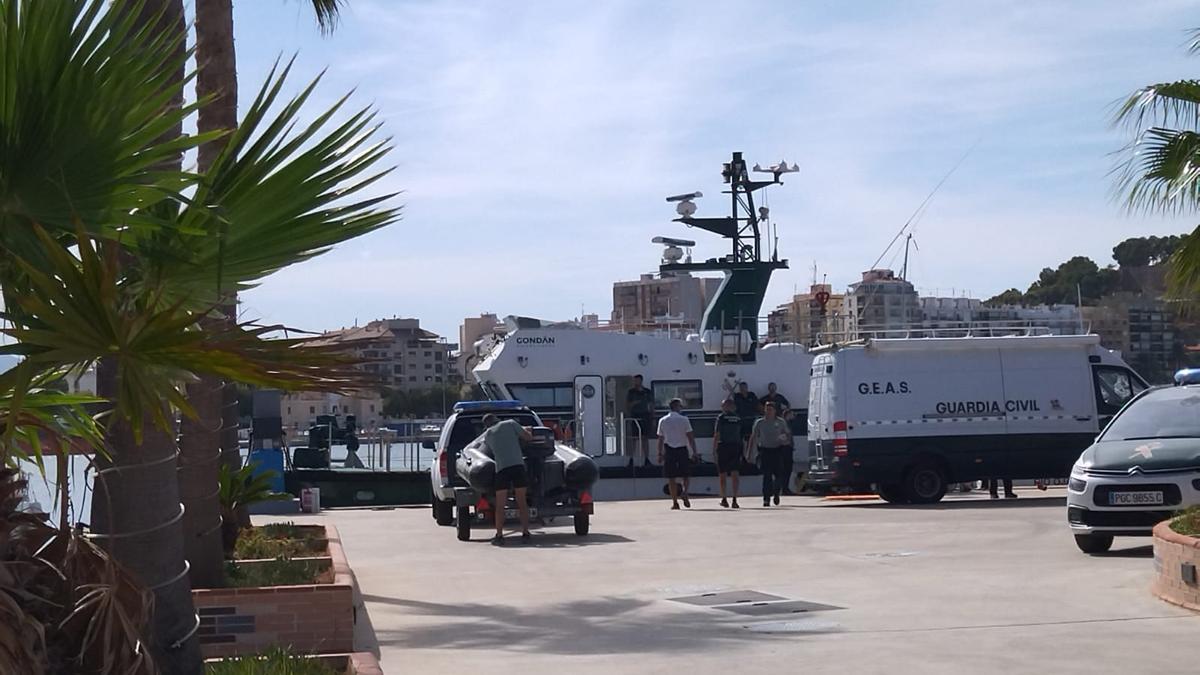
[661,152,794,362]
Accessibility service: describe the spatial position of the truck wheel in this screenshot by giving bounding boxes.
[1074,533,1113,554]
[434,498,454,526]
[903,462,947,504]
[877,483,908,504]
[456,506,471,541]
[574,512,590,536]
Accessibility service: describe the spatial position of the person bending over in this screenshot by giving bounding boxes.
[482,413,534,546]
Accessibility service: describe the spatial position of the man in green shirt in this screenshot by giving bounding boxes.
[712,398,743,508]
[747,402,791,507]
[482,414,534,546]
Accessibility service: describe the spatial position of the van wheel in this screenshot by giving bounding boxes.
[434,498,454,526]
[903,462,947,504]
[1074,533,1113,554]
[574,512,590,536]
[877,483,908,504]
[456,506,472,541]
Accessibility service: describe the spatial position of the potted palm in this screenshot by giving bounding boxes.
[0,0,398,671]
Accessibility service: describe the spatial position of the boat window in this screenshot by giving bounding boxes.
[652,380,703,410]
[508,383,574,409]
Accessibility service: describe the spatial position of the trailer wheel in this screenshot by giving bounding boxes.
[574,512,590,536]
[456,506,472,541]
[1074,533,1113,555]
[903,461,947,504]
[877,483,908,504]
[434,498,454,526]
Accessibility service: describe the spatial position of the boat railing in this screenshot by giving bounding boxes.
[813,320,1084,345]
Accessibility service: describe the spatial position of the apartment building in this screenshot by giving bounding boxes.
[611,272,721,333]
[309,317,452,392]
[766,284,847,345]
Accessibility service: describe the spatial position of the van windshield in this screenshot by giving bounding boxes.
[1100,388,1200,441]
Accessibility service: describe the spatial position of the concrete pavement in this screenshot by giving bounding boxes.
[276,490,1198,674]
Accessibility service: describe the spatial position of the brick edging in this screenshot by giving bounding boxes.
[1152,520,1200,549]
[323,523,355,587]
[349,651,384,675]
[1151,519,1200,613]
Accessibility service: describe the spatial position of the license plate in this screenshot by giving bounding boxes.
[505,507,537,519]
[1108,491,1163,506]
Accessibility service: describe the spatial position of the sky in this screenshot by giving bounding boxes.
[227,0,1200,341]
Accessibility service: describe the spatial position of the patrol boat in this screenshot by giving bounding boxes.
[472,153,813,498]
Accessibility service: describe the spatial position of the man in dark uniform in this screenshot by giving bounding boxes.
[760,382,790,412]
[732,381,759,442]
[712,398,743,508]
[626,375,656,467]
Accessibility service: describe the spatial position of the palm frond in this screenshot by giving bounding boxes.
[135,59,400,304]
[2,227,379,440]
[1167,224,1200,297]
[1113,80,1200,130]
[305,0,344,34]
[0,0,210,244]
[1114,128,1200,214]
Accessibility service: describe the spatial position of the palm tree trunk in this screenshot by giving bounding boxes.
[193,0,249,531]
[92,362,204,674]
[91,2,204,673]
[179,0,246,586]
[177,374,225,588]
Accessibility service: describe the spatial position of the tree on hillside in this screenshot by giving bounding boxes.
[984,288,1025,306]
[1112,235,1183,267]
[1114,30,1200,298]
[1023,256,1119,306]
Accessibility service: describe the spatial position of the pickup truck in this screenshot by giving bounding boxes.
[428,400,595,541]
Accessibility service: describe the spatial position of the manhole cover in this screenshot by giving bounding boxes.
[745,618,843,634]
[669,590,786,607]
[714,599,843,616]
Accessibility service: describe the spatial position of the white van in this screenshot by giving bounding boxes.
[806,335,1147,503]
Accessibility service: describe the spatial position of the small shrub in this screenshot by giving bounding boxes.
[224,558,322,588]
[1170,506,1200,537]
[234,524,322,560]
[205,647,339,674]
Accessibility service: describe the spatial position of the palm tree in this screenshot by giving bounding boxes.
[182,0,347,588]
[1114,29,1200,296]
[0,1,397,672]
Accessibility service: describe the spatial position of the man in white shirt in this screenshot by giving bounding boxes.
[657,398,698,509]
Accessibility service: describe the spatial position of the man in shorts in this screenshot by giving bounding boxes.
[482,413,534,546]
[712,398,743,508]
[657,398,698,509]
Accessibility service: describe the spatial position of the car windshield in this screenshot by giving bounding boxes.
[1100,388,1200,441]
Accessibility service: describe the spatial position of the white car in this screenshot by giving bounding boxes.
[1067,383,1200,554]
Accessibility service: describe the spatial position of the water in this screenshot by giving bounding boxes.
[18,442,435,524]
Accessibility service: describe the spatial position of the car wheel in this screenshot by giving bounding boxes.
[574,512,590,536]
[877,483,908,504]
[1073,533,1113,554]
[904,461,947,504]
[434,498,454,526]
[456,506,471,541]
